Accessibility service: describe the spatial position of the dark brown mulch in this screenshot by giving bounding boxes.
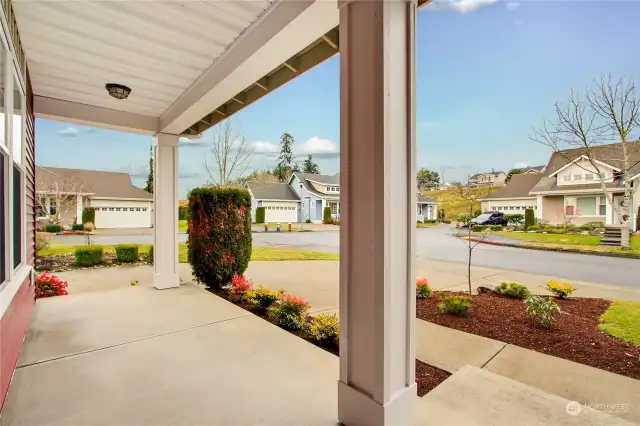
[35,253,151,272]
[208,287,451,395]
[416,360,450,396]
[417,292,640,380]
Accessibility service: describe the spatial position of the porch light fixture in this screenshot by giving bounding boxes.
[105,83,131,100]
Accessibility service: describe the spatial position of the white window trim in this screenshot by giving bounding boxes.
[565,195,606,217]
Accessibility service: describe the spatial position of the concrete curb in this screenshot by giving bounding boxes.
[456,233,640,260]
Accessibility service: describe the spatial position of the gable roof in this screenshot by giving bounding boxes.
[36,166,153,200]
[248,182,300,201]
[418,194,437,204]
[481,173,542,200]
[293,172,340,186]
[523,165,545,173]
[469,171,504,179]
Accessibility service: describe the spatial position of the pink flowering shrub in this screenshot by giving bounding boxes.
[416,277,432,299]
[35,271,69,298]
[229,273,253,301]
[268,293,310,330]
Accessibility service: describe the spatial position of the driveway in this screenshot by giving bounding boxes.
[50,225,639,287]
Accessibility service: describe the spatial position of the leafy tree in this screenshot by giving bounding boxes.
[275,132,295,182]
[302,154,321,174]
[505,168,523,184]
[144,145,153,193]
[417,168,440,191]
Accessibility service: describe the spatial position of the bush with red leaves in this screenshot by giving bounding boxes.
[35,271,69,298]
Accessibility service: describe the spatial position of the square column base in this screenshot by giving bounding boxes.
[338,381,417,426]
[153,272,180,290]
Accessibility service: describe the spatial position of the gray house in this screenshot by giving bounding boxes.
[249,173,438,223]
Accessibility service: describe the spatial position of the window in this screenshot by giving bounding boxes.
[109,208,115,211]
[563,175,571,182]
[143,208,148,211]
[329,202,339,215]
[576,196,596,215]
[13,165,21,268]
[585,173,594,181]
[573,174,582,181]
[0,151,5,282]
[116,208,121,212]
[136,208,141,211]
[599,196,606,216]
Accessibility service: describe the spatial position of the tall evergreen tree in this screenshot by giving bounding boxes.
[275,132,295,181]
[302,154,320,174]
[144,145,154,193]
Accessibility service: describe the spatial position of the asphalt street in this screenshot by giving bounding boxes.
[51,226,639,287]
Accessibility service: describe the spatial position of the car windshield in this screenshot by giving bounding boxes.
[475,214,493,220]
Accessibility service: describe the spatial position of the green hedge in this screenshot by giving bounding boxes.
[472,225,487,232]
[115,244,139,262]
[490,225,503,231]
[45,224,62,233]
[178,205,190,221]
[74,246,104,266]
[147,246,154,265]
[255,206,265,224]
[524,208,535,229]
[323,206,332,224]
[188,187,252,289]
[82,207,95,225]
[71,223,84,231]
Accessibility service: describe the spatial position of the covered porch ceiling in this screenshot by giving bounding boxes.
[13,0,429,137]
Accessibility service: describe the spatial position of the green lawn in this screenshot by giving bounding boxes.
[39,243,337,263]
[599,301,640,346]
[178,220,188,232]
[497,232,640,254]
[257,223,301,232]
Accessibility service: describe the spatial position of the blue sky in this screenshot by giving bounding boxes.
[36,0,640,198]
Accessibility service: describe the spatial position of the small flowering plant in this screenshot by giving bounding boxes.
[416,277,432,299]
[546,280,575,298]
[268,293,310,331]
[229,273,253,301]
[35,271,69,298]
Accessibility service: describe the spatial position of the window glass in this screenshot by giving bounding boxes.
[0,151,5,282]
[12,75,23,164]
[573,174,582,181]
[563,175,571,181]
[12,164,20,268]
[577,196,596,215]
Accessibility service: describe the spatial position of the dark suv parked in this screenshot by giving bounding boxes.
[469,211,507,226]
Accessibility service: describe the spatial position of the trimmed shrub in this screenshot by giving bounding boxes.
[524,208,535,229]
[416,277,432,299]
[524,295,560,328]
[229,273,253,301]
[504,213,524,226]
[424,219,438,224]
[71,223,84,231]
[45,224,62,233]
[546,280,575,298]
[268,293,310,331]
[438,209,445,221]
[74,246,104,266]
[457,213,471,225]
[307,314,339,344]
[115,244,139,262]
[490,225,503,232]
[439,292,471,316]
[323,207,332,224]
[82,207,95,225]
[84,222,95,232]
[494,281,530,299]
[188,187,252,289]
[178,205,190,221]
[245,285,283,309]
[147,246,154,265]
[472,225,487,232]
[527,224,541,231]
[305,219,312,224]
[585,221,605,230]
[255,206,266,224]
[35,271,68,298]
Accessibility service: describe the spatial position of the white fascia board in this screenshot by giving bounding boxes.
[306,178,338,187]
[479,196,537,201]
[549,155,620,177]
[530,189,616,195]
[35,96,159,135]
[91,196,154,202]
[159,0,338,134]
[260,199,301,202]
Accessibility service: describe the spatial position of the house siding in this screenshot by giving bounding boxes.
[291,175,325,222]
[541,195,565,224]
[25,73,35,265]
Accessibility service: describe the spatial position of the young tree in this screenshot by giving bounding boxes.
[275,132,295,182]
[302,154,320,174]
[453,180,493,296]
[531,74,640,249]
[417,168,441,191]
[144,145,153,193]
[36,169,84,225]
[505,168,523,184]
[202,121,253,187]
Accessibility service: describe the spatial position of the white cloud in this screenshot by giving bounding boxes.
[428,0,499,13]
[513,162,531,169]
[179,136,207,148]
[296,137,340,159]
[506,1,520,10]
[251,140,280,156]
[57,126,79,137]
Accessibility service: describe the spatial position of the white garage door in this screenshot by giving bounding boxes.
[264,204,298,223]
[94,205,151,229]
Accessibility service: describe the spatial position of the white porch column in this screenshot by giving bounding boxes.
[76,195,83,224]
[338,0,417,425]
[536,195,544,220]
[153,133,180,290]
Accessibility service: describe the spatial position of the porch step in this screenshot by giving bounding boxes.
[600,226,624,247]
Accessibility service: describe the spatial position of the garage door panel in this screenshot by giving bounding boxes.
[94,205,151,229]
[263,204,297,223]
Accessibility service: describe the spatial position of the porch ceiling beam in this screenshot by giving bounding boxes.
[255,78,269,91]
[34,95,158,135]
[322,31,339,50]
[283,59,298,73]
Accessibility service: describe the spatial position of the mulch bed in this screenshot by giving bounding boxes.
[36,253,151,272]
[208,287,451,396]
[417,292,640,380]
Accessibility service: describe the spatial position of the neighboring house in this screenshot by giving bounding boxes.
[479,173,542,214]
[468,170,506,187]
[248,172,438,223]
[522,165,545,173]
[36,166,153,229]
[480,143,640,230]
[248,182,301,223]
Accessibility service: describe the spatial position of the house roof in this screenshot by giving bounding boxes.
[36,166,153,200]
[294,172,340,186]
[248,182,300,201]
[481,173,543,199]
[530,141,640,194]
[418,194,437,204]
[523,165,545,173]
[469,171,504,179]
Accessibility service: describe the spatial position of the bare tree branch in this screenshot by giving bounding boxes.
[202,121,253,187]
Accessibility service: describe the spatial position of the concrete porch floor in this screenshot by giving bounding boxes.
[1,272,633,425]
